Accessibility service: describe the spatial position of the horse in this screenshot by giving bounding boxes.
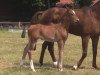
[38,0,100,70]
[20,7,79,72]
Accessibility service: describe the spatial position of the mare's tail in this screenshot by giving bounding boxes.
[31,11,43,24]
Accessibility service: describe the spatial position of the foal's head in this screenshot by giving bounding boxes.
[61,8,79,26]
[65,8,79,23]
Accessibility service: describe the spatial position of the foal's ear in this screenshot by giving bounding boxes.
[65,4,74,9]
[66,7,70,12]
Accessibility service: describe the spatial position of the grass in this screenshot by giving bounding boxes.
[0,30,100,75]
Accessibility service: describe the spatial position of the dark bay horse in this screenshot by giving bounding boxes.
[20,8,79,72]
[38,1,100,70]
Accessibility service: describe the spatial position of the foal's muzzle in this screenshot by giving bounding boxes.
[75,19,80,23]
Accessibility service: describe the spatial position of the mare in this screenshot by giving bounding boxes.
[39,1,100,69]
[20,7,79,72]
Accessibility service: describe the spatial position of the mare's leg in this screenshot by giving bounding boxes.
[57,41,64,71]
[39,41,49,66]
[91,35,99,68]
[73,35,90,69]
[48,42,57,66]
[39,41,57,66]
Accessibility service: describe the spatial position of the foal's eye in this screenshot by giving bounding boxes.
[70,13,74,15]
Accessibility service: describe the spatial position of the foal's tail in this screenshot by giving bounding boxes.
[21,11,43,38]
[21,25,26,38]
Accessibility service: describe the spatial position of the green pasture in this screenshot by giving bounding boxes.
[0,30,100,75]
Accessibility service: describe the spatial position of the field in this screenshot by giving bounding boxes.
[0,30,100,75]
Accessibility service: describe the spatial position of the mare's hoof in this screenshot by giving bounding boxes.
[92,65,100,70]
[53,61,58,67]
[39,63,43,67]
[93,65,98,69]
[73,65,78,70]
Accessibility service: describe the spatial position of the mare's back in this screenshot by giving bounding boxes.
[40,7,67,24]
[69,7,99,35]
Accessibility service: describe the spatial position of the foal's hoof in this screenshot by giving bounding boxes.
[31,67,36,72]
[73,65,78,70]
[20,60,24,66]
[32,69,36,72]
[58,68,63,72]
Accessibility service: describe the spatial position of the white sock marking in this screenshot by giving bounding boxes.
[30,60,36,72]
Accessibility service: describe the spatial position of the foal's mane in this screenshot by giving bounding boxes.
[59,8,71,25]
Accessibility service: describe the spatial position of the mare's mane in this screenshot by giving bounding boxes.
[90,0,100,7]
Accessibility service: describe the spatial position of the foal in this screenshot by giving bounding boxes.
[20,8,79,72]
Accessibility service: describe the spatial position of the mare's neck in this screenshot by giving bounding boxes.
[91,4,100,20]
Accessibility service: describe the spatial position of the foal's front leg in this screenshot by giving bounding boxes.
[28,40,37,72]
[57,41,64,71]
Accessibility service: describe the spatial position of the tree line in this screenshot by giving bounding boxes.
[9,0,92,21]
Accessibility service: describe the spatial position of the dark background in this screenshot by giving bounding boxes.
[0,0,92,22]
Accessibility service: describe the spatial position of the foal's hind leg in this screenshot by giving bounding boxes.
[73,35,90,70]
[20,40,36,72]
[91,35,99,69]
[20,44,29,66]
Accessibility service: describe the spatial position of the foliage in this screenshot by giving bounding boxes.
[75,0,92,8]
[8,0,92,21]
[9,0,58,21]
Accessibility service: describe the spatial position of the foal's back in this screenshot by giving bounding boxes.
[28,24,68,41]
